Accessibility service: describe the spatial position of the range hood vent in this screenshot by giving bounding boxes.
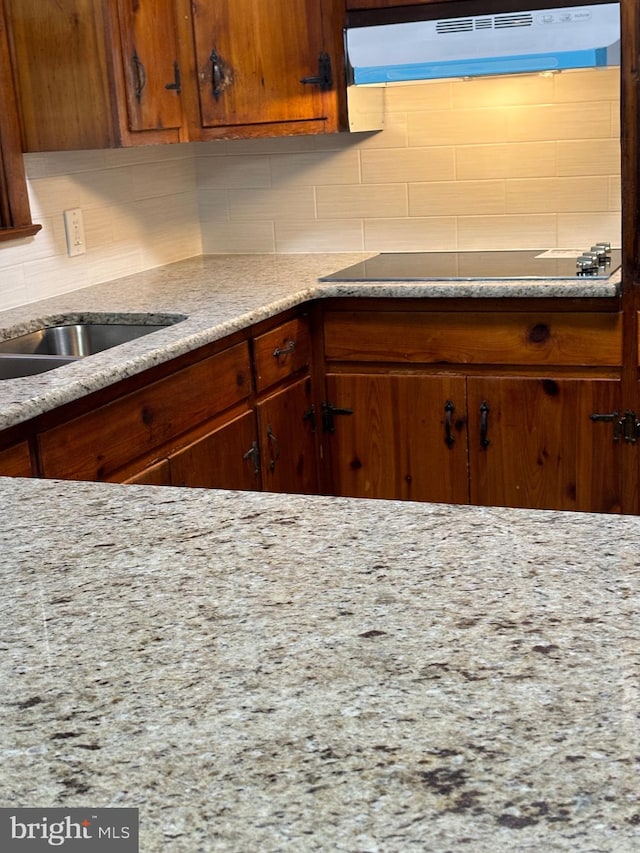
[346,3,620,84]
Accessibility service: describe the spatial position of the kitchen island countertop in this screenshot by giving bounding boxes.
[1,475,639,851]
[0,252,621,431]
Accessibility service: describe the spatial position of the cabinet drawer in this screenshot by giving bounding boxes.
[0,440,33,477]
[253,316,311,392]
[324,311,622,367]
[38,341,252,481]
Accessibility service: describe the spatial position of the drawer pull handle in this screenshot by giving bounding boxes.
[273,340,296,360]
[480,401,490,448]
[132,51,146,103]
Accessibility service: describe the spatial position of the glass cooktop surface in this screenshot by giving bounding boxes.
[320,249,622,282]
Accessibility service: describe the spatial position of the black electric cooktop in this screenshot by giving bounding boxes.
[319,249,622,282]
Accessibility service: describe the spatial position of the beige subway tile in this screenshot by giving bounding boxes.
[270,150,360,187]
[609,176,621,211]
[317,184,407,219]
[557,212,621,248]
[456,142,556,179]
[23,254,91,302]
[506,103,612,141]
[553,67,619,103]
[506,176,609,213]
[201,221,275,253]
[408,108,509,147]
[275,220,364,252]
[364,217,457,252]
[229,187,316,220]
[384,80,453,112]
[196,155,271,189]
[557,139,620,176]
[410,180,505,216]
[44,149,108,175]
[82,207,116,248]
[362,147,455,184]
[198,189,231,223]
[457,215,557,249]
[452,74,555,109]
[131,158,196,200]
[0,264,27,311]
[87,248,144,286]
[352,113,407,149]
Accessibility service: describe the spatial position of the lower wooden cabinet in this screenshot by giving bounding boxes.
[256,376,318,495]
[324,371,623,512]
[324,372,468,503]
[467,376,622,513]
[124,459,171,486]
[169,410,259,490]
[0,440,33,477]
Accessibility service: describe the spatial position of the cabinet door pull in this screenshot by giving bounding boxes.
[480,401,490,448]
[165,60,181,94]
[132,51,146,103]
[209,49,231,101]
[266,425,279,470]
[243,441,260,475]
[273,340,295,360]
[444,400,455,448]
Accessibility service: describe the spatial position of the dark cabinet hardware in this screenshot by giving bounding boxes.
[480,401,490,448]
[132,51,146,103]
[444,400,455,448]
[322,401,354,433]
[165,61,181,94]
[273,340,296,360]
[243,441,260,475]
[266,424,279,470]
[300,52,333,90]
[591,410,640,443]
[303,405,316,432]
[210,49,224,100]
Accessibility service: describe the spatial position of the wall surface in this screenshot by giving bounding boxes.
[197,68,621,255]
[0,68,620,313]
[0,146,201,312]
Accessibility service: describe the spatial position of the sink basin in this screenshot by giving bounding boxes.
[0,322,176,357]
[0,317,186,380]
[0,353,79,380]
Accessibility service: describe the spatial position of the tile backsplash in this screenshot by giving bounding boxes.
[0,67,620,312]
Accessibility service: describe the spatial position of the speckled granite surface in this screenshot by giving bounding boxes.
[1,476,639,851]
[0,253,621,430]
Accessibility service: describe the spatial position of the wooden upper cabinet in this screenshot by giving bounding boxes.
[4,0,345,151]
[182,0,341,138]
[5,0,184,151]
[0,0,40,241]
[116,0,183,134]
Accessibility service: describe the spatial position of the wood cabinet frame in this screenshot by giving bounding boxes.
[0,0,39,242]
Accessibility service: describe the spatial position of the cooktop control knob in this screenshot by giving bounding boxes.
[576,254,599,276]
[591,242,612,264]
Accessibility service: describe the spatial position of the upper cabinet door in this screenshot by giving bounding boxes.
[116,0,183,133]
[190,0,328,129]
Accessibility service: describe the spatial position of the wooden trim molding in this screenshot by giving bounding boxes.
[0,0,40,241]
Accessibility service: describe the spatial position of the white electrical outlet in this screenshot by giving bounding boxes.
[63,208,86,257]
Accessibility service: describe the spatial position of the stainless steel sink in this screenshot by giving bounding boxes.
[0,322,175,357]
[0,318,185,379]
[0,353,79,380]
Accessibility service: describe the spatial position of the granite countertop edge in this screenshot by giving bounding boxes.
[0,252,621,431]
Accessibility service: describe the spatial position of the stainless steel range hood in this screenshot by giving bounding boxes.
[346,3,620,85]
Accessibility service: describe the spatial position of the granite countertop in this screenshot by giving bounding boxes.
[1,475,639,851]
[0,252,621,431]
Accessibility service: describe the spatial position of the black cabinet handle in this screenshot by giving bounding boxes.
[266,424,279,471]
[444,400,455,448]
[480,401,490,448]
[132,51,146,103]
[243,441,260,475]
[210,49,224,101]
